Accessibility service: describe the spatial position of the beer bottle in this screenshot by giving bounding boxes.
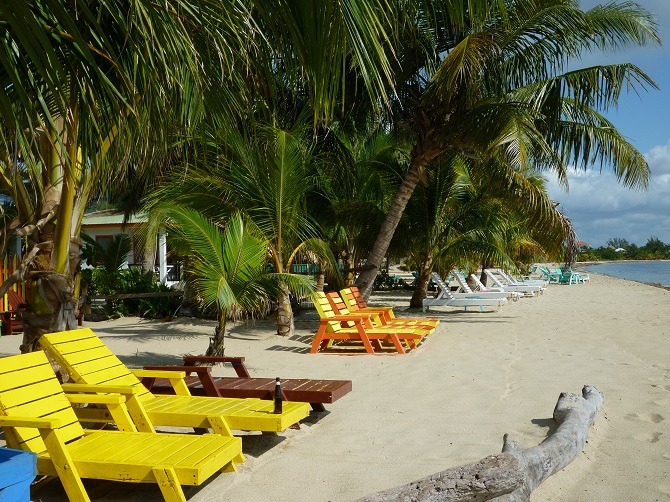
[273,377,282,414]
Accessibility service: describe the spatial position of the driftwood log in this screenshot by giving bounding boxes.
[360,385,604,502]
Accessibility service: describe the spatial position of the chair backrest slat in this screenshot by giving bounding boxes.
[40,329,154,402]
[0,351,84,454]
[312,292,342,333]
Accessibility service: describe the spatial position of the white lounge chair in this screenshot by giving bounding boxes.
[423,272,507,312]
[468,273,524,299]
[483,269,545,296]
[496,269,549,287]
[452,270,518,301]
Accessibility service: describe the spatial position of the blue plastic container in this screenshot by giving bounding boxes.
[0,448,36,502]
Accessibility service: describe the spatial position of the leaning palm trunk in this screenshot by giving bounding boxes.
[356,144,438,300]
[206,313,227,357]
[20,274,78,353]
[276,282,295,337]
[410,257,434,309]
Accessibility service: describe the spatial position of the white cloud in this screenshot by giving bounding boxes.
[547,138,670,246]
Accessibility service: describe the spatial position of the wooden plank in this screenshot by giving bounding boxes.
[0,351,47,374]
[0,364,55,392]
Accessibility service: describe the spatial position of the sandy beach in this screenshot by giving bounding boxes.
[2,272,669,501]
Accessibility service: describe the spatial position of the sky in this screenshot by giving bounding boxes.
[545,0,670,247]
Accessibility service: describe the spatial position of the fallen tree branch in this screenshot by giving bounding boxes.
[359,386,604,502]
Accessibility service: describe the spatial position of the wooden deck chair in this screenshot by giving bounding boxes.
[40,328,310,433]
[326,292,437,335]
[1,289,26,336]
[0,351,243,502]
[339,287,439,328]
[311,293,425,355]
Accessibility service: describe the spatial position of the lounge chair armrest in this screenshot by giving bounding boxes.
[66,393,126,405]
[143,365,212,375]
[133,369,191,396]
[182,356,251,377]
[328,314,371,321]
[61,383,142,395]
[131,369,187,380]
[183,355,245,364]
[0,415,61,429]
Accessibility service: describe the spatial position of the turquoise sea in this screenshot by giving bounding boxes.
[584,261,670,287]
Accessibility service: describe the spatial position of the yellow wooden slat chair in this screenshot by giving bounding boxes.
[327,291,437,335]
[311,292,425,355]
[0,351,243,502]
[339,286,440,328]
[40,328,310,434]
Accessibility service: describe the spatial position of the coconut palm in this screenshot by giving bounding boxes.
[355,0,660,299]
[146,118,335,337]
[0,0,400,351]
[155,207,314,355]
[0,0,261,351]
[402,153,564,307]
[311,123,410,285]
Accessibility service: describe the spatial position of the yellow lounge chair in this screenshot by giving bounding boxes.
[311,292,425,355]
[0,351,243,502]
[40,328,310,433]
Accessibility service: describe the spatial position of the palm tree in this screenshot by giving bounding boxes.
[355,0,660,299]
[403,154,566,307]
[311,123,410,285]
[0,0,260,351]
[155,207,314,355]
[0,0,399,351]
[146,119,335,337]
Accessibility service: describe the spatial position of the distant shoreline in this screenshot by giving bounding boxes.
[575,260,670,291]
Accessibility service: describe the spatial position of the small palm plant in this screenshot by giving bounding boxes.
[157,206,314,356]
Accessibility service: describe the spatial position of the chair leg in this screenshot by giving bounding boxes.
[41,429,90,502]
[388,335,406,354]
[310,326,327,354]
[152,467,187,502]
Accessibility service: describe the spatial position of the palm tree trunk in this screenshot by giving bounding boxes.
[409,256,433,309]
[276,282,294,337]
[356,145,438,300]
[316,270,326,292]
[480,261,491,286]
[206,313,227,356]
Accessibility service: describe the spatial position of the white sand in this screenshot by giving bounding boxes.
[2,273,669,501]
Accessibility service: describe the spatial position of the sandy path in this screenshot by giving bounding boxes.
[1,273,668,501]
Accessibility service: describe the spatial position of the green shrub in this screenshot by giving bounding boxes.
[85,268,182,319]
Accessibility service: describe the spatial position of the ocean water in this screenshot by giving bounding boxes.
[585,261,670,287]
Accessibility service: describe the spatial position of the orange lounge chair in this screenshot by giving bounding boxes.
[339,286,439,328]
[311,292,425,355]
[326,291,437,335]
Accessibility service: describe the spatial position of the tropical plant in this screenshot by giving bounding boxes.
[154,207,314,355]
[0,0,402,352]
[312,123,410,285]
[81,233,133,272]
[146,119,335,337]
[355,0,660,299]
[403,155,566,307]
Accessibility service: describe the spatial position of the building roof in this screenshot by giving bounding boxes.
[81,210,147,227]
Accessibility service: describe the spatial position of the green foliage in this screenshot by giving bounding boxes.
[373,270,407,291]
[81,233,133,271]
[577,237,670,261]
[84,268,181,319]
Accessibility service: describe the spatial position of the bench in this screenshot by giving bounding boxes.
[142,355,352,412]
